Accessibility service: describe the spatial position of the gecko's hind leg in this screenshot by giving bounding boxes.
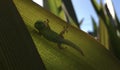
[58,25,69,49]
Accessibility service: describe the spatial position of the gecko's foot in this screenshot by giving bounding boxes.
[57,44,67,49]
[63,25,69,33]
[58,46,67,49]
[32,30,42,36]
[58,45,64,49]
[43,19,49,24]
[58,46,63,49]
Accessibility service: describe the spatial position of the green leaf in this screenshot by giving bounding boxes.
[62,0,79,27]
[0,0,46,70]
[43,0,66,21]
[105,4,120,59]
[43,0,60,15]
[91,16,97,37]
[99,18,109,49]
[91,0,101,16]
[79,18,84,27]
[13,0,120,70]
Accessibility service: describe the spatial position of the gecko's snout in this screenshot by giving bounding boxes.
[34,21,45,30]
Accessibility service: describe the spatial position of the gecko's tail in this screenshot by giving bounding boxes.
[63,39,84,56]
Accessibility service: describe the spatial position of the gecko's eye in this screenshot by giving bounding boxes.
[34,21,46,30]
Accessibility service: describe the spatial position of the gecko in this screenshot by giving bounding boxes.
[34,19,84,56]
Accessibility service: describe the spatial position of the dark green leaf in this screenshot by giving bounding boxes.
[0,0,46,70]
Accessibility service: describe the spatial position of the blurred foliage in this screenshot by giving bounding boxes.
[43,0,83,28]
[91,0,120,59]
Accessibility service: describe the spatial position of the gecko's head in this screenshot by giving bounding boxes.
[34,21,46,30]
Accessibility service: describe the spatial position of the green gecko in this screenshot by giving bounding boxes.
[34,19,84,56]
